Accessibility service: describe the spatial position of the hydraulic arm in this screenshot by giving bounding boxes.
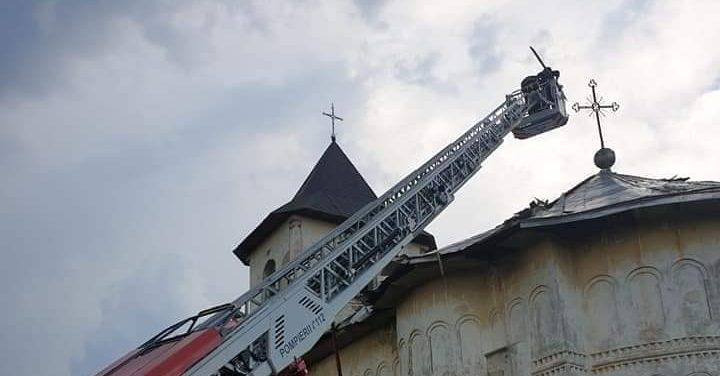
[96,58,568,376]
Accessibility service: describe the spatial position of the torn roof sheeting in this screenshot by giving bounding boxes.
[399,169,720,262]
[522,170,720,227]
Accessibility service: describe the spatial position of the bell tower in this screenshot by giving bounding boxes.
[233,140,436,287]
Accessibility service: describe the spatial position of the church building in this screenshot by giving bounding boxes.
[233,140,436,314]
[234,139,720,376]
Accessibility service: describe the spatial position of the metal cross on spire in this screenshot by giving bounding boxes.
[572,79,619,149]
[572,79,620,170]
[322,103,344,142]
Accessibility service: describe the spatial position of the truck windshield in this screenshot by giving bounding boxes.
[137,303,235,354]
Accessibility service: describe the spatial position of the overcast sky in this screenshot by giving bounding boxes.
[1,1,719,375]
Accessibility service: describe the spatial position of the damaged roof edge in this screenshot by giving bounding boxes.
[362,172,720,312]
[305,171,720,365]
[521,190,720,228]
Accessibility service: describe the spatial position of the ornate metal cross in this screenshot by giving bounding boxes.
[572,79,619,148]
[322,103,344,142]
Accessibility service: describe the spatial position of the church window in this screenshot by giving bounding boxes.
[263,259,276,279]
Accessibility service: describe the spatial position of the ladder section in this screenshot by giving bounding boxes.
[209,89,526,327]
[302,92,529,304]
[184,89,533,376]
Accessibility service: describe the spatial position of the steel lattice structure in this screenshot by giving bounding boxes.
[95,61,568,376]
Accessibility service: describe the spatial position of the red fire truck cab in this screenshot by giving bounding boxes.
[95,304,233,376]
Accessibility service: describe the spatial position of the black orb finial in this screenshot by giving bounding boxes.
[594,147,616,170]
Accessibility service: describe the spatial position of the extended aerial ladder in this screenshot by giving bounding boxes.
[96,50,568,376]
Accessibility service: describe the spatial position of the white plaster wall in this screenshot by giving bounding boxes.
[309,206,720,376]
[393,241,571,376]
[247,215,431,287]
[568,208,720,376]
[247,216,336,287]
[395,273,492,376]
[311,321,399,376]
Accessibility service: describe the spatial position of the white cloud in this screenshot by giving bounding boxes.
[1,1,719,375]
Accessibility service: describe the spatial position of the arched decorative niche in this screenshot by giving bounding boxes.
[409,330,429,376]
[455,315,484,373]
[529,285,560,357]
[583,275,620,350]
[671,258,712,327]
[377,362,391,376]
[506,297,530,376]
[507,298,528,343]
[396,339,406,376]
[288,218,303,259]
[427,321,453,376]
[488,308,505,351]
[626,266,665,339]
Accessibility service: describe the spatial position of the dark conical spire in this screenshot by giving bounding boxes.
[233,141,376,264]
[234,140,436,264]
[276,141,377,217]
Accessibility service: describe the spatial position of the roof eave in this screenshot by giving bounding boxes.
[233,208,351,265]
[521,190,720,228]
[234,208,438,265]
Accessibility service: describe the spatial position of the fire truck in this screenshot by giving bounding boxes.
[95,49,568,376]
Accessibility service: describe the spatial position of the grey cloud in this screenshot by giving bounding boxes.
[393,54,457,92]
[394,54,439,86]
[71,260,199,375]
[0,42,365,374]
[0,0,138,99]
[600,0,653,43]
[528,31,552,64]
[353,0,387,23]
[712,77,720,92]
[0,0,270,99]
[3,2,720,376]
[468,17,501,73]
[0,138,239,375]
